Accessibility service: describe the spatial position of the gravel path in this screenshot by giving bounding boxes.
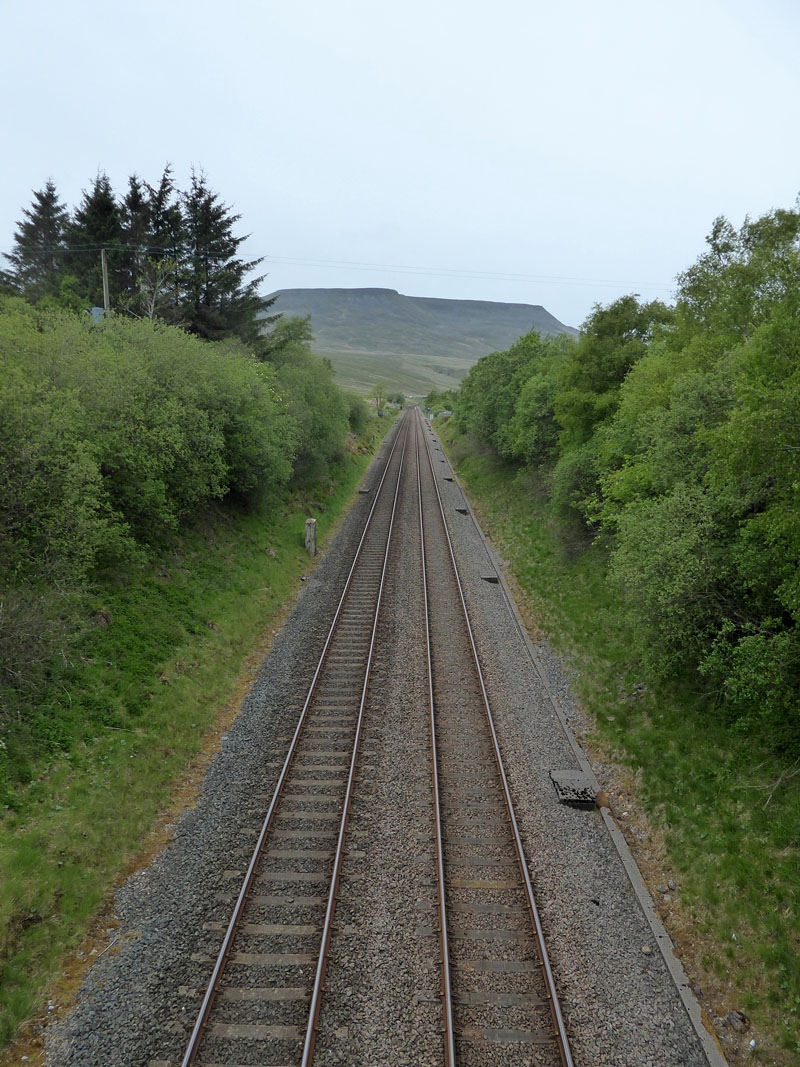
[44,410,724,1067]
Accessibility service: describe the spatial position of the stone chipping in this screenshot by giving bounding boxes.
[44,412,723,1067]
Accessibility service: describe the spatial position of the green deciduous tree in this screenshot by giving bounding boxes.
[555,295,673,451]
[447,200,800,747]
[260,315,313,360]
[265,324,349,482]
[369,380,387,415]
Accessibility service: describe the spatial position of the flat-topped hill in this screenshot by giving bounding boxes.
[266,288,578,394]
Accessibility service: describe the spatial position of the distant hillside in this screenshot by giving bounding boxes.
[265,288,578,395]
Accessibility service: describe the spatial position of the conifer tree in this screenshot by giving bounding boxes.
[180,169,275,344]
[66,172,123,307]
[5,180,69,300]
[146,165,184,254]
[118,174,150,303]
[140,165,186,322]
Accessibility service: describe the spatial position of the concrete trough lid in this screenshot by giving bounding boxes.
[358,487,372,494]
[550,769,597,808]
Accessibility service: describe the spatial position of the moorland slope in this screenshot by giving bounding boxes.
[266,287,578,394]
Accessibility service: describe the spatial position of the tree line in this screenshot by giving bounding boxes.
[435,203,800,752]
[0,297,368,755]
[0,170,380,789]
[2,167,271,348]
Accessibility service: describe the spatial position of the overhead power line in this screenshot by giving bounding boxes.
[3,243,676,294]
[263,253,676,294]
[2,242,259,260]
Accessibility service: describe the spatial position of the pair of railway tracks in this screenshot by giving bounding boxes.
[177,407,573,1067]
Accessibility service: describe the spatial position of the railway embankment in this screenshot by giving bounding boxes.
[41,410,721,1067]
[434,418,800,1067]
[0,420,394,1067]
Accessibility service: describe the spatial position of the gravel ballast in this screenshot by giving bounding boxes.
[44,411,725,1067]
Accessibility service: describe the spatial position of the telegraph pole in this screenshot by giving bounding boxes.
[101,248,110,314]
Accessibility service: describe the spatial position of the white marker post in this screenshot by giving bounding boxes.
[305,517,317,556]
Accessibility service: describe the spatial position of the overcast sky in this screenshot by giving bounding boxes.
[2,0,799,328]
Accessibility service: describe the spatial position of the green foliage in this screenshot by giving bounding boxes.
[346,392,371,434]
[269,337,349,483]
[448,200,800,751]
[5,167,276,345]
[550,439,604,525]
[0,304,294,543]
[439,421,800,1060]
[555,295,673,451]
[456,330,575,460]
[607,483,731,668]
[455,344,525,450]
[504,334,572,465]
[5,180,69,302]
[179,169,275,345]
[261,314,314,359]
[369,380,388,414]
[0,363,109,587]
[65,172,124,308]
[0,298,306,753]
[424,387,458,413]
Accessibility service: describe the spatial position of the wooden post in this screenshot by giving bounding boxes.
[101,248,110,313]
[305,517,317,556]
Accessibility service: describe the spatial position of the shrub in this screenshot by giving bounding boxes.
[346,393,370,435]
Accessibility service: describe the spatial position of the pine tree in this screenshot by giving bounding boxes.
[5,180,69,300]
[180,170,275,344]
[66,173,123,308]
[116,166,186,321]
[140,165,185,322]
[146,165,184,255]
[118,174,150,304]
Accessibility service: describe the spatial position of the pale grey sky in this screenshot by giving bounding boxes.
[2,0,799,328]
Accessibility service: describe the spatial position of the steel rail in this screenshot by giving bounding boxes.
[418,408,575,1067]
[300,408,411,1067]
[179,411,411,1067]
[415,415,457,1067]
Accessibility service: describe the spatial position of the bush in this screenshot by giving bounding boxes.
[0,364,115,587]
[0,299,303,745]
[700,620,800,743]
[0,303,298,542]
[346,392,370,435]
[550,439,604,525]
[269,341,350,483]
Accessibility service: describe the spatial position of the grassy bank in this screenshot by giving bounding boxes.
[439,422,800,1066]
[0,424,391,1058]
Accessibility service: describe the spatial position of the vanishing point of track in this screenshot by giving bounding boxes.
[178,407,574,1067]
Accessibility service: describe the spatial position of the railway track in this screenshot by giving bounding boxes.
[176,407,573,1067]
[416,409,572,1067]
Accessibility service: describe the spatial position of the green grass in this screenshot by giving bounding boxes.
[439,422,800,1064]
[327,347,473,396]
[0,426,391,1055]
